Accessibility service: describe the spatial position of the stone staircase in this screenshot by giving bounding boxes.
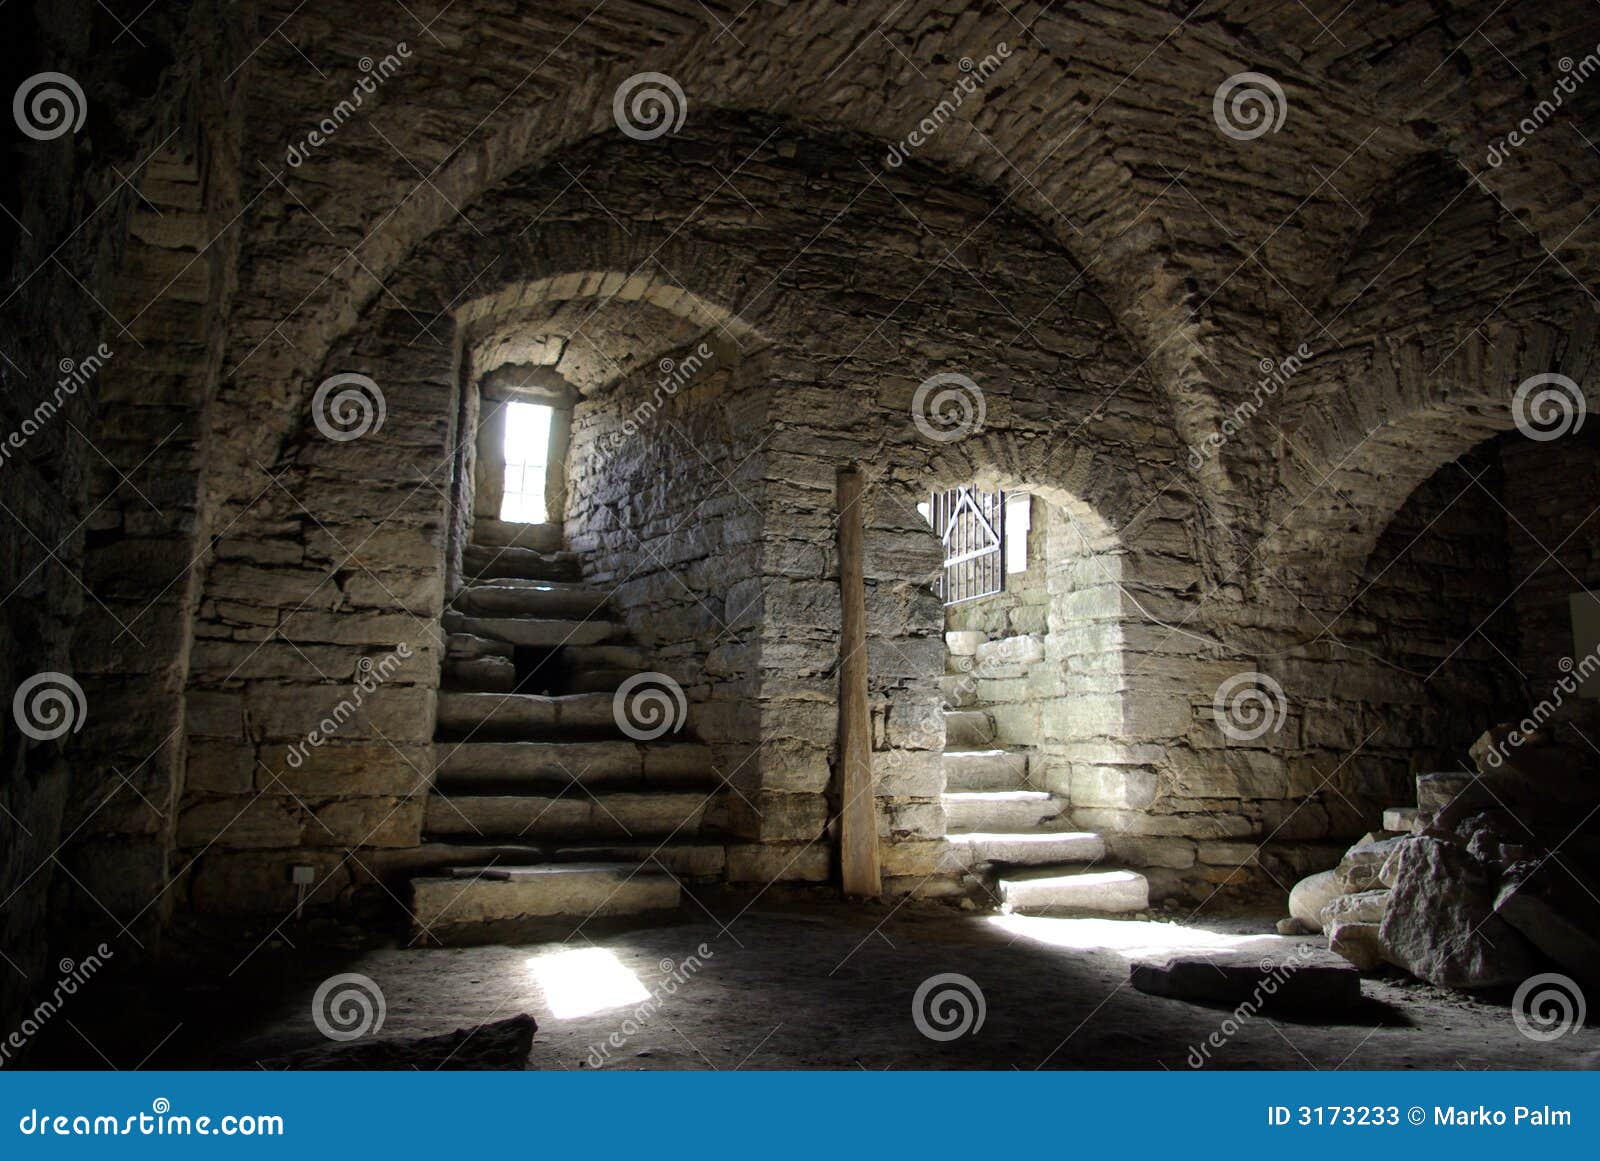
[940,707,1149,914]
[406,535,726,943]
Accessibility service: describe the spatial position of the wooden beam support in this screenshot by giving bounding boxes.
[836,466,882,898]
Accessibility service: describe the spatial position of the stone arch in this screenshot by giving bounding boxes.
[176,104,1223,904]
[1262,311,1598,610]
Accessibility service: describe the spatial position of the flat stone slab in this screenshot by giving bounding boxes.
[946,830,1105,867]
[1000,869,1148,913]
[411,862,679,930]
[942,749,1029,791]
[1130,943,1362,1010]
[1382,805,1422,833]
[943,790,1067,832]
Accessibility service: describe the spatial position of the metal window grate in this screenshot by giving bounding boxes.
[928,487,1005,605]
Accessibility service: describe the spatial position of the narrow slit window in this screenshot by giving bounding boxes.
[499,401,553,524]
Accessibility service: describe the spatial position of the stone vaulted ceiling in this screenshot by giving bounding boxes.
[219,0,1600,524]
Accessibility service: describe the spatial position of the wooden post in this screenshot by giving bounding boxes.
[836,466,882,897]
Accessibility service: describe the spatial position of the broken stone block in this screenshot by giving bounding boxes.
[1328,921,1385,972]
[1494,864,1600,995]
[1288,868,1342,933]
[1382,806,1421,833]
[1130,945,1361,1010]
[1335,835,1408,892]
[1416,771,1476,812]
[1319,888,1389,930]
[1378,836,1538,989]
[944,630,985,656]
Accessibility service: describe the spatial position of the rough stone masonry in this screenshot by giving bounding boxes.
[1,0,1597,1040]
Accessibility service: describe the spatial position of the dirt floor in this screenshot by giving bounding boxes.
[60,899,1587,1071]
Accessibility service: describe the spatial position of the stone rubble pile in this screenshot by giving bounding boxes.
[1283,719,1600,992]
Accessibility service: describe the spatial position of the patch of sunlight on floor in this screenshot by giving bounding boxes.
[989,914,1282,959]
[526,948,651,1019]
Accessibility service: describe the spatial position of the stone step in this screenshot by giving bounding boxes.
[999,869,1150,914]
[442,656,516,692]
[946,831,1105,867]
[472,520,563,551]
[943,790,1067,833]
[411,862,678,934]
[425,791,715,840]
[453,581,610,619]
[942,748,1029,791]
[463,543,581,582]
[436,691,619,737]
[938,674,979,708]
[434,739,713,789]
[943,709,994,748]
[387,841,726,879]
[443,611,621,648]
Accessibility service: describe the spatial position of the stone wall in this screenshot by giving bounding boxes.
[564,341,769,813]
[13,3,1600,939]
[173,313,453,913]
[0,0,244,1036]
[1502,429,1600,697]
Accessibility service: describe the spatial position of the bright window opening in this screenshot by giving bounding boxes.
[499,401,552,524]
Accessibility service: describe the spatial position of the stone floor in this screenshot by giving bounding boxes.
[43,901,1595,1071]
